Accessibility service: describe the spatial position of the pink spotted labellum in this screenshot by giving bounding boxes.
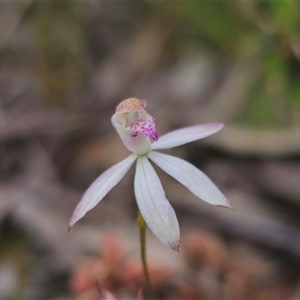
[69,98,233,251]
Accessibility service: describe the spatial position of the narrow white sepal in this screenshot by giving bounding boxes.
[69,154,137,230]
[148,151,232,209]
[134,156,180,251]
[151,123,225,150]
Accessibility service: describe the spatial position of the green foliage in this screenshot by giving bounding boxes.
[9,1,300,126]
[165,0,300,128]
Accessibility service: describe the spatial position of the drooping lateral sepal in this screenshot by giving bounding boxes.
[134,156,180,251]
[148,151,233,209]
[69,154,137,230]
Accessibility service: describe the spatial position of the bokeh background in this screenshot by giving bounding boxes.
[1,1,300,299]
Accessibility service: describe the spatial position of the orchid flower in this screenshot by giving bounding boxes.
[69,98,232,251]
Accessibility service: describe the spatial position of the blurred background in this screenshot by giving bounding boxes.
[0,1,300,299]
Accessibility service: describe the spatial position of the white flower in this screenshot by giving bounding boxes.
[69,98,232,251]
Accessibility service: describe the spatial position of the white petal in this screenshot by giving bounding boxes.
[134,156,180,251]
[148,151,232,209]
[151,123,225,150]
[113,122,152,155]
[69,154,137,230]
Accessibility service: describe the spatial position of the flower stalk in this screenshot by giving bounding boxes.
[138,211,154,298]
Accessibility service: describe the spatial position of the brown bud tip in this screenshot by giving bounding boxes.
[116,98,146,114]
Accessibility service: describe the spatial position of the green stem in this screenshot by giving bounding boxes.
[138,212,154,298]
